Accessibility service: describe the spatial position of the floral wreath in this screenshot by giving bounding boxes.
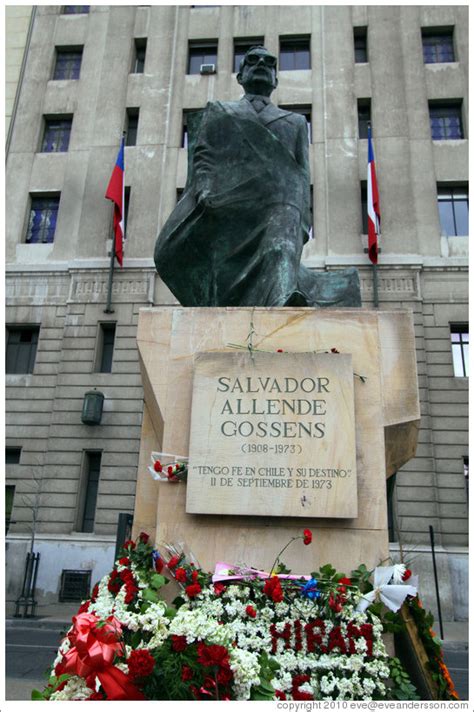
[34,531,458,702]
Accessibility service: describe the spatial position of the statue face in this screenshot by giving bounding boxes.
[237,47,278,96]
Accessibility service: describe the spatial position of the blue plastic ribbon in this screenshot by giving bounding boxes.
[299,578,321,600]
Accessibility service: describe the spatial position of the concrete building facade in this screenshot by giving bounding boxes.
[6,5,468,619]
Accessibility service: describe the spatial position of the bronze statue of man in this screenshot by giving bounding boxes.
[154,46,360,307]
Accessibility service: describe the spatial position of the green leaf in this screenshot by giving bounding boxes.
[142,587,160,603]
[31,689,45,700]
[165,606,177,619]
[150,573,167,589]
[319,564,336,578]
[131,629,143,647]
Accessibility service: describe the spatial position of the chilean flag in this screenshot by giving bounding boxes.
[367,125,380,265]
[105,138,125,266]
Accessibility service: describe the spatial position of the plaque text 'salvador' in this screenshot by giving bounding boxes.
[217,375,331,439]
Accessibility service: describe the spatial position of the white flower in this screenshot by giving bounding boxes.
[49,676,92,701]
[229,648,260,700]
[169,607,233,646]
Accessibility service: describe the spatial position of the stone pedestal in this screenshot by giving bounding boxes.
[133,307,419,575]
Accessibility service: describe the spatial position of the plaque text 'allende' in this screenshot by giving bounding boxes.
[186,352,358,518]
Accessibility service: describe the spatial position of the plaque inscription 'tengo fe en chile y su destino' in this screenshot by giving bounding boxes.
[186,351,358,518]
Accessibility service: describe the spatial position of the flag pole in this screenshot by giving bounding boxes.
[104,230,116,314]
[104,131,126,314]
[372,261,379,308]
[367,122,380,309]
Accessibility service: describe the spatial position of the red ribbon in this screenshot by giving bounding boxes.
[61,612,145,700]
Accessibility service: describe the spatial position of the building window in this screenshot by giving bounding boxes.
[450,324,468,377]
[95,323,116,373]
[6,326,40,374]
[131,38,147,73]
[354,27,368,63]
[279,105,312,142]
[124,187,131,232]
[126,108,139,146]
[6,447,22,464]
[437,186,468,236]
[62,6,90,14]
[422,28,455,63]
[182,111,191,148]
[358,99,371,139]
[78,452,102,533]
[53,48,83,80]
[41,116,72,152]
[233,37,264,73]
[6,485,15,535]
[188,41,218,74]
[26,195,60,244]
[279,36,311,71]
[429,102,463,140]
[360,182,368,234]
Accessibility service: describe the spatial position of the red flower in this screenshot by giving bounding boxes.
[175,567,187,583]
[153,460,163,473]
[303,528,312,545]
[167,465,174,476]
[328,592,343,613]
[107,575,121,594]
[118,557,130,567]
[338,577,352,586]
[77,600,90,614]
[292,674,314,701]
[402,568,412,581]
[197,643,230,668]
[91,584,99,600]
[167,555,180,569]
[181,665,193,682]
[191,569,199,582]
[185,582,202,598]
[127,649,155,680]
[276,349,284,352]
[139,532,150,544]
[172,635,187,652]
[120,569,134,583]
[213,583,226,596]
[275,690,287,700]
[245,605,257,618]
[154,556,164,573]
[124,582,139,604]
[122,539,136,550]
[217,666,233,685]
[263,576,284,603]
[337,576,352,594]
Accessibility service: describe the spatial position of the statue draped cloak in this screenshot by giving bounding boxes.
[154,99,361,307]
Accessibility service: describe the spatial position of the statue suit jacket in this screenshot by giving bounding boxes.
[154,96,361,307]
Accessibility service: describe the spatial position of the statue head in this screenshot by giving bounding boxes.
[237,46,278,97]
